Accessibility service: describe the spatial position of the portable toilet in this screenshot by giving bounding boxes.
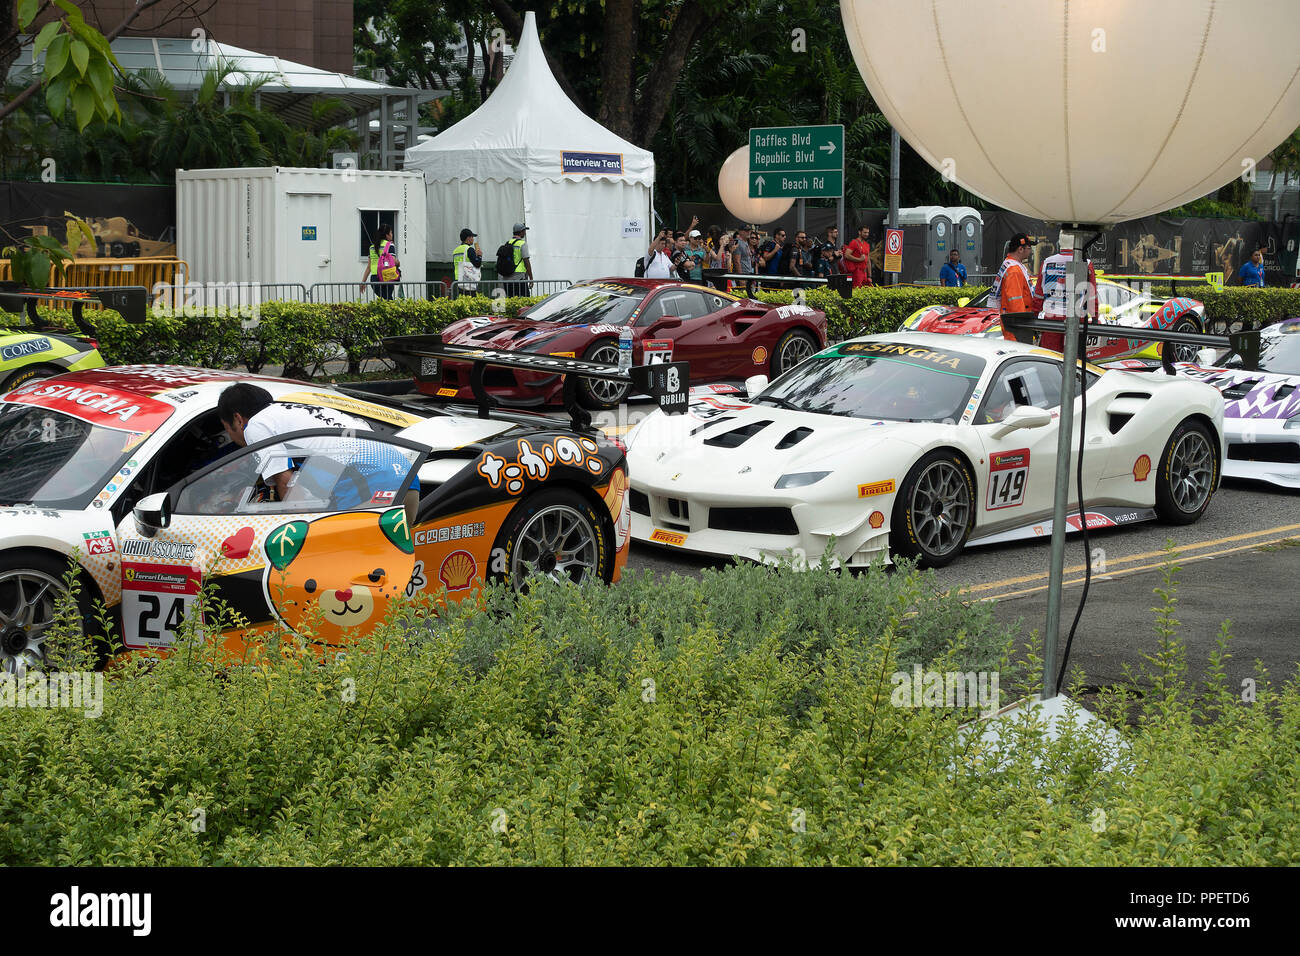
[897,206,954,281]
[947,207,984,277]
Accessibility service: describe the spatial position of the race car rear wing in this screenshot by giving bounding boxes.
[382,333,689,431]
[1000,312,1262,374]
[0,284,147,334]
[700,269,854,300]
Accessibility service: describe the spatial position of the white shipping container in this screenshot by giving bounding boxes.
[175,167,426,299]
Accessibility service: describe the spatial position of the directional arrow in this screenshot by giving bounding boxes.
[820,142,836,155]
[755,175,766,194]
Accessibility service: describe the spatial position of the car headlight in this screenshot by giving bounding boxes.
[1284,415,1300,431]
[775,471,831,489]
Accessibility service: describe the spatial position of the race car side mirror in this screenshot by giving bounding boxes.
[1196,347,1218,366]
[649,316,683,334]
[133,492,171,538]
[744,374,769,397]
[990,404,1053,440]
[957,297,970,308]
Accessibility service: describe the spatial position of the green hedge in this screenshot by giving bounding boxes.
[1,557,1297,864]
[9,282,1300,378]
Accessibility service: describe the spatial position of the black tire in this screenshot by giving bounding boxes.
[1155,418,1218,524]
[491,488,612,588]
[576,339,631,410]
[772,328,818,377]
[0,550,104,674]
[889,449,976,568]
[1,362,63,393]
[1167,313,1204,364]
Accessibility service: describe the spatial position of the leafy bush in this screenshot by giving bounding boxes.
[1,557,1297,865]
[8,281,1300,378]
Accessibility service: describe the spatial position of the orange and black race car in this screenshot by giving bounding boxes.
[0,346,687,670]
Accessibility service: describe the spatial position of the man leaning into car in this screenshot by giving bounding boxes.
[218,383,371,501]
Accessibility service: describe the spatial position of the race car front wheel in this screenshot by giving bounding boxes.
[1169,315,1203,364]
[577,340,631,410]
[1155,418,1218,524]
[0,551,101,675]
[493,489,612,588]
[773,329,818,377]
[1,363,63,393]
[889,450,975,568]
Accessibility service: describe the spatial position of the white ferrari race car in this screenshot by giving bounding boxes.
[627,332,1226,568]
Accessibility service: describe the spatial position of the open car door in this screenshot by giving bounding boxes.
[116,429,429,652]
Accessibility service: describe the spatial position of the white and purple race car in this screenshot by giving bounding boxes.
[1176,318,1300,489]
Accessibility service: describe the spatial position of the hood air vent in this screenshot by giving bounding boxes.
[703,420,773,448]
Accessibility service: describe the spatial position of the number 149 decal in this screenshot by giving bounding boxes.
[987,448,1030,510]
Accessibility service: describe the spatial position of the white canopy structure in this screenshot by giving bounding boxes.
[405,11,655,281]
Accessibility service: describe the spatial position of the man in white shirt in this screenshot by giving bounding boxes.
[218,383,371,500]
[644,231,675,279]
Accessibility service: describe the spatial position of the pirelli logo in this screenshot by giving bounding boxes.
[858,479,896,498]
[650,528,687,546]
[437,387,458,398]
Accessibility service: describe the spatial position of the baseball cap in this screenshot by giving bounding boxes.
[688,229,701,238]
[460,227,475,241]
[513,222,528,234]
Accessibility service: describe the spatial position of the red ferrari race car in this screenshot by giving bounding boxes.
[899,277,1207,364]
[430,278,828,409]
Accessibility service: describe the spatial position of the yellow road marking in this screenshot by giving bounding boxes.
[961,522,1300,596]
[967,528,1300,603]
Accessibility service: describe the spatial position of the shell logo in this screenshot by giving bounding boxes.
[1133,454,1152,482]
[439,550,477,591]
[752,346,769,365]
[603,468,628,515]
[868,511,884,529]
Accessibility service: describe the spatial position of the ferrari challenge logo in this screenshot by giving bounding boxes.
[1133,454,1152,481]
[858,480,896,498]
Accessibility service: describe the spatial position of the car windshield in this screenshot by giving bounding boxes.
[0,404,141,509]
[1225,326,1300,374]
[520,285,642,327]
[753,341,985,422]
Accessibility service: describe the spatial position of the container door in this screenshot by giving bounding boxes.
[287,193,332,288]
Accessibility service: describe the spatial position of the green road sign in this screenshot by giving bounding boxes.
[749,124,844,198]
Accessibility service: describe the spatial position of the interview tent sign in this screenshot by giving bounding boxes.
[561,152,624,176]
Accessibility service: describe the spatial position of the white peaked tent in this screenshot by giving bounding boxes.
[405,11,655,281]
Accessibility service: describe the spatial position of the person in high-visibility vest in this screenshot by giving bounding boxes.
[451,227,482,297]
[504,223,533,297]
[991,233,1035,338]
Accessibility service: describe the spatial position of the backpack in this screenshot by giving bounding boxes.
[634,256,646,278]
[496,242,516,276]
[376,241,399,281]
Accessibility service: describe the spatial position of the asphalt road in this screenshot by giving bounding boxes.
[626,479,1300,692]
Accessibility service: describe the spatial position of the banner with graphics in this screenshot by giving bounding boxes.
[0,181,176,259]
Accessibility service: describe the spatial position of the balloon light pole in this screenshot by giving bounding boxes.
[840,0,1300,706]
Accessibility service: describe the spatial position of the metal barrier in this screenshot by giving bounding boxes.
[151,282,309,311]
[309,280,449,304]
[460,278,573,298]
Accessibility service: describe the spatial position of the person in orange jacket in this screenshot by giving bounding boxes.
[990,233,1035,340]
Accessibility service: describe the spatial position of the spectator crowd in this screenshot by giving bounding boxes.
[640,216,877,288]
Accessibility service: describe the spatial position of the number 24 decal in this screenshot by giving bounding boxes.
[137,594,187,642]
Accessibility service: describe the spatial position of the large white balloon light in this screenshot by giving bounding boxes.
[717,146,795,224]
[842,0,1300,223]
